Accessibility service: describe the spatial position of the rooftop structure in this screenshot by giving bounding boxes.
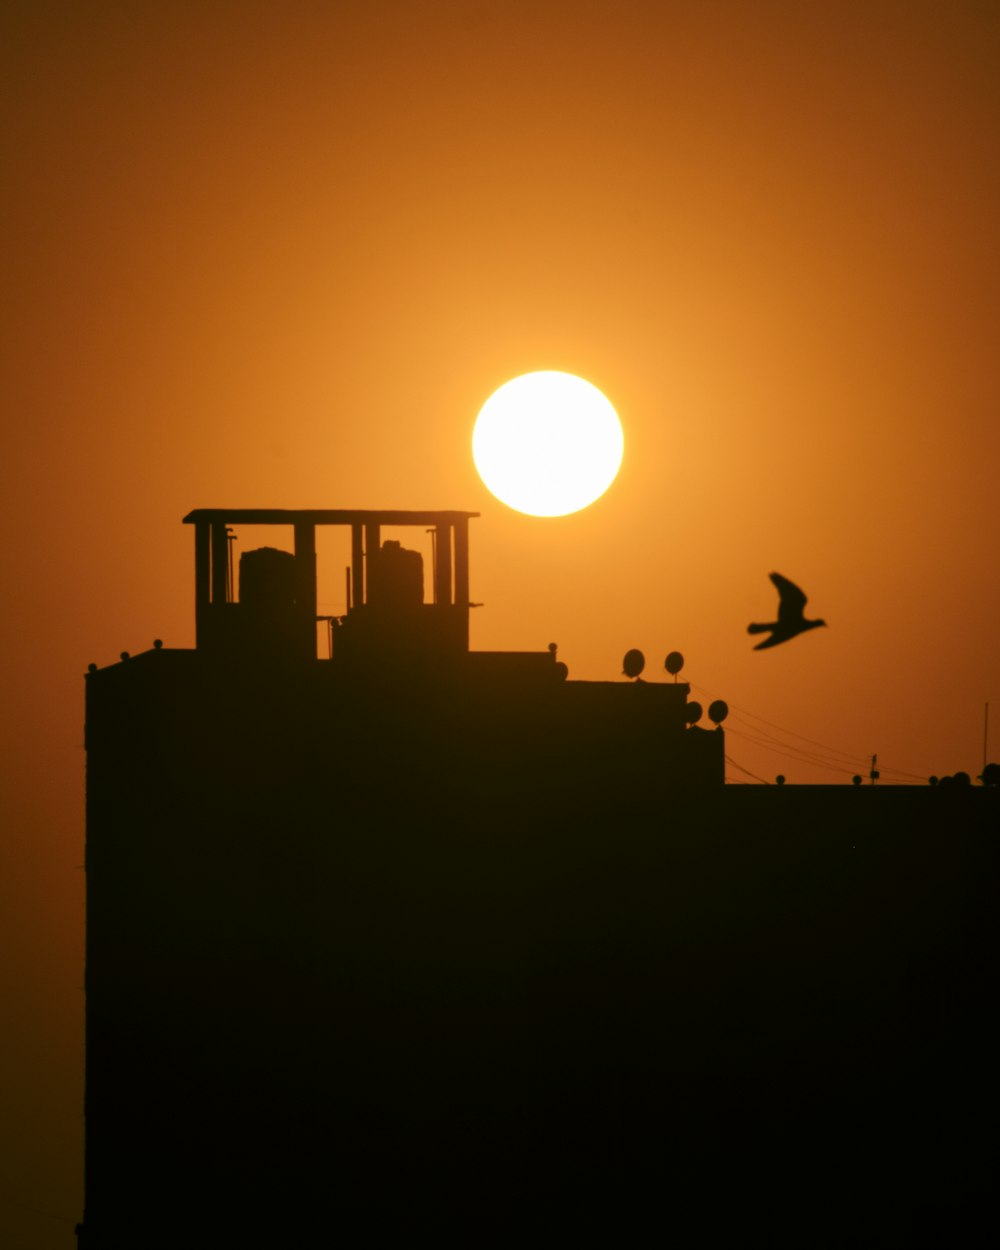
[77,508,1000,1244]
[183,508,479,663]
[86,505,728,790]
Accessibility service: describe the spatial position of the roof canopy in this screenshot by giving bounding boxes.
[184,509,479,526]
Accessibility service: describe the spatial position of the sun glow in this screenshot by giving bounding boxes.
[472,372,624,517]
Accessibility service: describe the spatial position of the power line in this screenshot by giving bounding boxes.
[693,683,927,783]
[724,726,859,777]
[693,684,867,764]
[724,753,769,784]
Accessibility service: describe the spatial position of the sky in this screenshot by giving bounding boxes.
[3,1,999,1242]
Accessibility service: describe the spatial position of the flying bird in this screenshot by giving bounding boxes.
[748,573,827,650]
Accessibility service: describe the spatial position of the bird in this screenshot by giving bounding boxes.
[748,573,827,650]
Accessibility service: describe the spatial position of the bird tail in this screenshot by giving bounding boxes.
[747,623,769,635]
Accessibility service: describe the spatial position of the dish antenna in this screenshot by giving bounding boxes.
[622,648,645,680]
[664,651,684,680]
[685,701,703,726]
[708,699,729,726]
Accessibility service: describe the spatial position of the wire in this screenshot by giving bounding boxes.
[724,726,858,777]
[694,684,867,763]
[693,683,927,784]
[724,754,770,784]
[728,716,865,766]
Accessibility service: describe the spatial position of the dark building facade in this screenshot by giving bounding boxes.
[80,510,996,1245]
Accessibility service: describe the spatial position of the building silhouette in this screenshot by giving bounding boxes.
[80,509,996,1246]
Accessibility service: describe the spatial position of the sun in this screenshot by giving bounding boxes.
[472,371,624,517]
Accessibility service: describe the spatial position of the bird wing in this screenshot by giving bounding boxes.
[770,572,807,623]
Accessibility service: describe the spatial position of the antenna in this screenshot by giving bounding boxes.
[685,701,703,726]
[869,753,879,785]
[226,527,236,603]
[664,651,684,681]
[427,528,437,604]
[708,700,729,726]
[985,702,990,775]
[622,649,645,680]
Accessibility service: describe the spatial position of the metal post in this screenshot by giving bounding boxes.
[454,517,470,651]
[364,523,380,602]
[194,521,210,649]
[351,525,364,610]
[435,523,452,607]
[210,522,228,607]
[293,522,317,660]
[226,527,236,603]
[985,702,990,774]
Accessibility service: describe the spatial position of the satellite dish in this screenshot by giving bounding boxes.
[685,701,703,725]
[622,648,645,680]
[708,699,729,725]
[664,651,684,677]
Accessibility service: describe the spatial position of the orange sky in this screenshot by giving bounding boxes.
[2,2,999,1242]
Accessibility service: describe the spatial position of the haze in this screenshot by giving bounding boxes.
[2,3,998,1243]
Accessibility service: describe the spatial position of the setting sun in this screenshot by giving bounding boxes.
[472,371,624,517]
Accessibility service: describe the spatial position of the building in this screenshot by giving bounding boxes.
[79,508,995,1245]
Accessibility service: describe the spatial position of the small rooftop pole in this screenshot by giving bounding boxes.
[210,521,228,608]
[985,702,990,775]
[226,527,236,603]
[427,529,437,604]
